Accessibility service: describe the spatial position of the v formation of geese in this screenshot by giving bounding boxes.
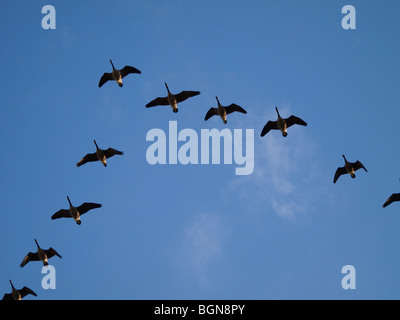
[3,56,399,300]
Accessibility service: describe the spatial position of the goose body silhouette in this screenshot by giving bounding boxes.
[2,280,37,300]
[51,196,102,225]
[146,83,200,113]
[205,96,247,124]
[261,107,307,137]
[20,239,62,268]
[333,155,367,183]
[99,59,141,87]
[76,140,123,167]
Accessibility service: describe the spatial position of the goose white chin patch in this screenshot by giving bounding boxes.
[145,121,254,176]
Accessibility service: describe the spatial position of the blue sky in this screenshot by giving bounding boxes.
[1,0,400,300]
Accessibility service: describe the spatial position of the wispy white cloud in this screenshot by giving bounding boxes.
[176,213,226,284]
[228,104,330,220]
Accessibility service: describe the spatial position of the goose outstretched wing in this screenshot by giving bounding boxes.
[204,108,219,121]
[260,121,278,137]
[76,152,98,167]
[285,115,307,128]
[98,73,113,87]
[103,148,123,159]
[225,104,247,115]
[174,91,200,103]
[44,247,62,259]
[146,97,170,108]
[77,202,102,215]
[383,193,400,208]
[352,161,367,172]
[20,252,40,268]
[120,66,141,78]
[333,166,347,184]
[19,286,37,299]
[51,209,71,220]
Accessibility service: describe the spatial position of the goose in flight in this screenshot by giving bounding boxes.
[98,59,141,87]
[145,83,200,113]
[261,107,307,137]
[76,140,123,167]
[2,280,37,300]
[20,239,62,268]
[51,196,102,225]
[333,155,367,183]
[383,193,400,208]
[204,96,247,124]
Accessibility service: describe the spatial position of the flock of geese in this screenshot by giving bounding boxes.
[3,58,400,300]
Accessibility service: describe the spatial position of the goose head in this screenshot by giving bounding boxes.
[164,82,170,93]
[9,280,14,288]
[67,196,72,206]
[275,106,281,118]
[342,154,348,162]
[109,59,115,70]
[216,96,221,105]
[34,239,39,248]
[93,140,99,149]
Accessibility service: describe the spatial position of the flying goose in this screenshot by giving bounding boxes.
[2,280,37,300]
[261,107,307,137]
[382,193,400,208]
[204,96,247,124]
[333,155,367,183]
[20,239,62,268]
[98,59,141,87]
[76,140,123,167]
[145,83,200,113]
[51,196,102,225]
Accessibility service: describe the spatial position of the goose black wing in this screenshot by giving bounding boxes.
[51,209,71,220]
[77,202,102,215]
[19,286,37,299]
[204,108,218,121]
[225,104,247,115]
[260,121,278,137]
[333,166,348,184]
[383,193,400,208]
[45,247,62,259]
[98,72,113,88]
[2,293,13,300]
[103,148,123,159]
[146,96,170,108]
[76,152,98,167]
[20,252,40,268]
[120,66,141,78]
[285,115,307,128]
[174,91,200,103]
[352,161,367,172]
